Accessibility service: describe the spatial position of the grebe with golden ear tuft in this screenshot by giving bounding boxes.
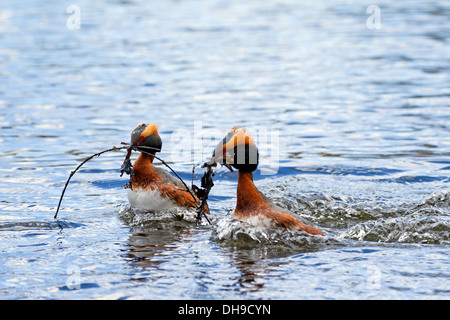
[121,123,207,213]
[208,127,323,235]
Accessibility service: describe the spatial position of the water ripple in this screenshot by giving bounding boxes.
[1,0,449,300]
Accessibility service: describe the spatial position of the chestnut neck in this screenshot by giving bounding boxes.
[236,170,267,213]
[133,152,155,174]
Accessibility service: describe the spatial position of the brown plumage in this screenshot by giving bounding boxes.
[211,127,323,236]
[130,152,203,210]
[235,170,323,235]
[123,123,207,212]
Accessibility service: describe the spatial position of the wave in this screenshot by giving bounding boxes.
[211,213,340,251]
[117,188,450,246]
[0,220,83,231]
[118,205,202,229]
[338,190,450,244]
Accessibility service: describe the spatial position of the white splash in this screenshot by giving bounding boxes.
[127,188,177,211]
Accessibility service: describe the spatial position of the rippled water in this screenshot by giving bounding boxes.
[1,0,449,299]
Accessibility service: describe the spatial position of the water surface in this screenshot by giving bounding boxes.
[0,0,449,299]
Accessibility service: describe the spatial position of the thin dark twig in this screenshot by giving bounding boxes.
[135,145,212,225]
[121,143,211,224]
[154,155,196,203]
[120,142,161,152]
[155,154,211,225]
[195,165,214,223]
[122,144,196,203]
[191,164,197,189]
[55,143,213,225]
[54,146,128,219]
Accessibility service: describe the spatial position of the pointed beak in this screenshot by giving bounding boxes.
[202,148,234,172]
[223,163,234,172]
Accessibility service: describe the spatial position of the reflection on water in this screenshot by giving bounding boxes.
[119,207,200,269]
[0,0,449,299]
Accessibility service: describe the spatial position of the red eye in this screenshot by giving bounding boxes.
[137,136,145,145]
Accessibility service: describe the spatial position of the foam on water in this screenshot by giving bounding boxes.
[212,213,339,251]
[338,190,450,244]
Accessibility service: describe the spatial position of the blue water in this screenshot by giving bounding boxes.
[1,0,449,299]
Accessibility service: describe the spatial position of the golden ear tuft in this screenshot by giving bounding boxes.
[141,123,159,138]
[223,127,256,151]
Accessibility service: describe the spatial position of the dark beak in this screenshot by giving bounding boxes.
[202,150,234,172]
